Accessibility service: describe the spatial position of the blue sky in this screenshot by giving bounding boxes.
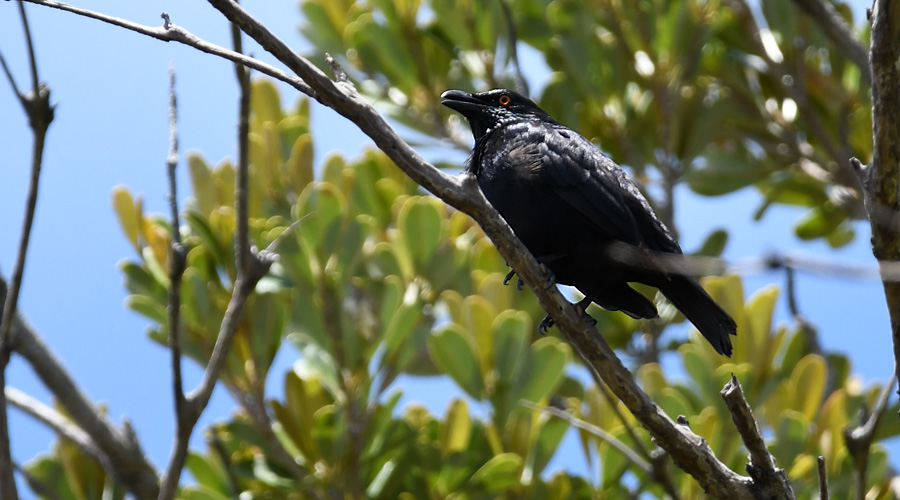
[0,0,892,493]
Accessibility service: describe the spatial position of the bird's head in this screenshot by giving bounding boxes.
[441,89,553,140]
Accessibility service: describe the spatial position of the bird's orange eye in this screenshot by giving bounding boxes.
[498,95,511,106]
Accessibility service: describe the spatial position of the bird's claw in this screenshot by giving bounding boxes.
[502,269,526,290]
[538,315,555,334]
[538,302,596,335]
[540,264,556,290]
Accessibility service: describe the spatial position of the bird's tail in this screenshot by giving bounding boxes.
[657,275,736,356]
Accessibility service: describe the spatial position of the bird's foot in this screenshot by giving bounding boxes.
[538,314,555,335]
[575,297,598,327]
[540,263,556,290]
[502,269,528,290]
[538,300,596,335]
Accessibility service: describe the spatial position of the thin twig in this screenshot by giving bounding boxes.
[817,456,828,500]
[157,11,274,497]
[232,15,251,274]
[790,0,871,83]
[165,62,187,427]
[720,375,794,497]
[160,63,191,500]
[784,264,823,356]
[21,0,316,98]
[844,375,896,500]
[519,400,652,474]
[208,429,241,496]
[0,4,55,498]
[498,0,528,96]
[6,387,104,464]
[0,50,22,98]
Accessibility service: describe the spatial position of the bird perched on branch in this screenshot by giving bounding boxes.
[442,89,737,356]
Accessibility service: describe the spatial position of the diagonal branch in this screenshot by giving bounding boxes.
[843,375,896,500]
[790,0,871,83]
[21,0,315,97]
[6,387,104,465]
[519,400,652,474]
[721,375,793,497]
[203,1,779,496]
[1,277,160,499]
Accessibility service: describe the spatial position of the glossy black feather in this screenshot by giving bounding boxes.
[442,89,737,356]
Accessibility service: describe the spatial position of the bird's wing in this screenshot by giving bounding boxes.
[536,126,681,253]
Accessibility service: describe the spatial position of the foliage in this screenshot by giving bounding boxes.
[302,0,870,247]
[17,0,900,499]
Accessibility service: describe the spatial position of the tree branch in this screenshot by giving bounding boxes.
[157,11,274,497]
[165,62,187,429]
[202,2,786,496]
[843,375,896,500]
[721,375,794,497]
[519,400,652,475]
[790,0,871,83]
[21,0,316,97]
[6,387,104,465]
[159,63,190,500]
[817,456,828,500]
[1,277,160,499]
[865,0,900,409]
[0,3,55,497]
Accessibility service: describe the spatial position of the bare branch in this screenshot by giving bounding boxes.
[158,13,273,497]
[817,456,828,500]
[790,0,871,83]
[21,0,315,97]
[158,63,190,500]
[0,50,22,99]
[721,375,794,497]
[866,0,900,407]
[519,400,652,474]
[0,4,56,497]
[198,1,790,496]
[165,62,187,424]
[6,387,104,464]
[1,277,160,499]
[844,375,896,500]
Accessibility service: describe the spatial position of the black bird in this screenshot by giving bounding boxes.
[441,89,737,356]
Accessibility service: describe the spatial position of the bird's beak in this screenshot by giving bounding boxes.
[441,90,485,115]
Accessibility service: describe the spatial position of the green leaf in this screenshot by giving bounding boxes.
[695,228,728,257]
[492,310,530,385]
[469,453,524,491]
[398,196,444,269]
[188,154,217,217]
[794,203,847,240]
[686,148,768,196]
[250,79,284,125]
[790,354,826,421]
[111,186,140,250]
[289,333,342,399]
[516,338,570,403]
[440,399,472,455]
[428,323,483,399]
